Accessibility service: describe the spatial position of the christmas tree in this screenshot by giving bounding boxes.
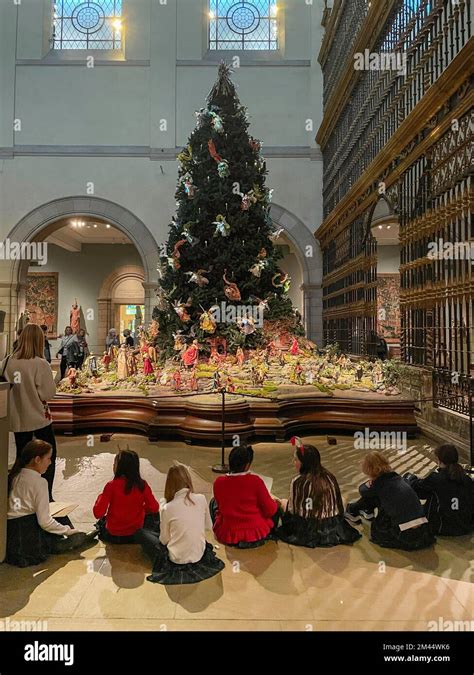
[154,63,298,360]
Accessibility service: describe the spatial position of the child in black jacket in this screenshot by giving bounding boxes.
[405,444,473,536]
[346,451,435,550]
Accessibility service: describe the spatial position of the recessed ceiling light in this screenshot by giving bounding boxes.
[93,224,98,228]
[106,224,111,229]
[378,225,383,229]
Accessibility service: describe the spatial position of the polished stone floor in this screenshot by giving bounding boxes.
[1,433,472,632]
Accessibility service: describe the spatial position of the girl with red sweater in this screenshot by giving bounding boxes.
[93,449,160,543]
[211,445,279,548]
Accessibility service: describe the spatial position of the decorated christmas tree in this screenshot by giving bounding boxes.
[154,63,299,360]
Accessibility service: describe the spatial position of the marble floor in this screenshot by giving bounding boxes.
[1,433,472,632]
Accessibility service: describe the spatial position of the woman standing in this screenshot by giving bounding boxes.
[276,440,361,547]
[123,329,134,348]
[1,323,58,499]
[56,326,79,380]
[105,328,120,353]
[76,328,90,369]
[40,324,52,363]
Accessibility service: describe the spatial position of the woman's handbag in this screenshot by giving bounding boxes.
[0,355,11,382]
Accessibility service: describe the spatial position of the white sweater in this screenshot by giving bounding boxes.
[8,468,72,535]
[159,489,212,564]
[1,356,56,432]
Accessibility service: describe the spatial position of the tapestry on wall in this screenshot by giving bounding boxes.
[26,272,59,338]
[377,273,400,340]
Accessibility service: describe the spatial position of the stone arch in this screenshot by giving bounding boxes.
[99,265,145,300]
[97,265,145,347]
[269,204,322,344]
[6,196,160,342]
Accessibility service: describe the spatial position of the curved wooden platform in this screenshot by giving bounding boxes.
[50,392,418,443]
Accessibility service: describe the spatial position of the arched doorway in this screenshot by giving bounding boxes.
[5,196,160,349]
[369,195,401,359]
[98,265,145,349]
[269,203,322,344]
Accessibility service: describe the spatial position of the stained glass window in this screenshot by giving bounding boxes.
[53,1,122,50]
[209,1,278,50]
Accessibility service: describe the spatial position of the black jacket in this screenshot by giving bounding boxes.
[44,339,51,363]
[410,468,473,536]
[362,472,426,527]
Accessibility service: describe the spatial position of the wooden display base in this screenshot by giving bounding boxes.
[50,391,418,444]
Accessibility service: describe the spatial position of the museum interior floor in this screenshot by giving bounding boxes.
[1,433,472,632]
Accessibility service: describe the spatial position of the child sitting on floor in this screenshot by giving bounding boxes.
[7,440,97,567]
[276,439,361,547]
[345,451,435,550]
[136,465,224,584]
[93,449,160,543]
[405,444,473,536]
[210,445,280,548]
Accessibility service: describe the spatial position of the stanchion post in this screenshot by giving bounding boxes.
[212,387,228,474]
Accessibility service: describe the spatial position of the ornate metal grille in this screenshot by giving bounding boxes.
[209,0,278,50]
[53,0,122,50]
[322,0,471,219]
[321,0,369,109]
[319,0,472,420]
[399,109,473,415]
[322,213,378,355]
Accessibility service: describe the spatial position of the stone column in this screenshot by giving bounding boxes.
[142,282,157,326]
[301,283,323,346]
[97,298,113,351]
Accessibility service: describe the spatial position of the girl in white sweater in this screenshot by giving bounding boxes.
[7,440,97,567]
[1,324,57,498]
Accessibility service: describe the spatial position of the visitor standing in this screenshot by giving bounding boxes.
[1,323,58,499]
[56,326,80,379]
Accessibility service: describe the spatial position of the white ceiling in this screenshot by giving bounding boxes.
[46,220,132,252]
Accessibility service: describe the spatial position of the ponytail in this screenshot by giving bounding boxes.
[8,440,52,495]
[435,444,465,483]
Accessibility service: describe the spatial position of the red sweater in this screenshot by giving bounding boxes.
[213,473,277,544]
[93,477,159,536]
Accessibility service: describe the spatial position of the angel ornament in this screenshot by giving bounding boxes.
[173,332,186,352]
[269,227,284,243]
[249,261,265,277]
[173,297,192,323]
[239,317,256,335]
[213,215,231,237]
[182,173,195,198]
[272,272,291,293]
[199,309,217,334]
[223,271,241,302]
[186,269,210,287]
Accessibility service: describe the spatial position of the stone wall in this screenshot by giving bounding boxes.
[400,365,471,462]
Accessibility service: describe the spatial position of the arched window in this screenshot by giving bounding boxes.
[53,1,122,50]
[209,1,278,51]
